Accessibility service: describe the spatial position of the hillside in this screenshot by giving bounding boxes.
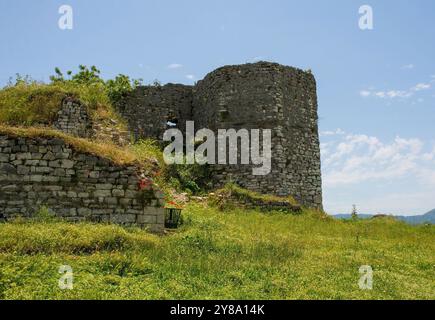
[0,66,434,300]
[333,210,435,225]
[0,203,434,300]
[397,210,435,224]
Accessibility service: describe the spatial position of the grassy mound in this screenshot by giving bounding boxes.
[0,125,160,170]
[0,220,157,255]
[0,124,200,196]
[0,66,141,130]
[0,81,121,127]
[0,84,70,125]
[0,203,433,300]
[210,183,301,211]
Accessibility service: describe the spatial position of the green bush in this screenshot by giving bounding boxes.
[165,161,211,194]
[106,74,142,104]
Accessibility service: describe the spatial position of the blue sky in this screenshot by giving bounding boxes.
[1,0,434,215]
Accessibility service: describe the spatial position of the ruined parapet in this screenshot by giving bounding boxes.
[0,132,165,232]
[54,97,130,146]
[91,119,131,147]
[120,84,193,141]
[54,97,93,138]
[193,62,322,208]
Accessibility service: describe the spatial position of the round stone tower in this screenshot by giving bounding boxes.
[193,62,323,208]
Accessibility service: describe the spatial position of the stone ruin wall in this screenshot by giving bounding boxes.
[194,63,322,208]
[54,97,130,146]
[0,134,165,232]
[119,62,323,209]
[118,84,193,140]
[0,62,322,225]
[54,97,93,138]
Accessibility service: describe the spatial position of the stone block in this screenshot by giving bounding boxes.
[137,214,156,224]
[0,154,10,162]
[0,163,16,174]
[93,190,111,197]
[105,197,118,205]
[110,214,136,224]
[96,183,113,190]
[112,189,124,197]
[61,160,74,169]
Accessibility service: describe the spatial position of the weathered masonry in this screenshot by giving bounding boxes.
[0,134,165,232]
[54,97,130,146]
[119,62,323,209]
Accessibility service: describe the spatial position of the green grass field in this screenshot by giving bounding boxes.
[0,203,433,300]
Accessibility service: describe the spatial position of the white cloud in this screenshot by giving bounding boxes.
[386,90,412,98]
[360,81,431,100]
[412,83,431,91]
[167,63,183,69]
[185,74,195,80]
[374,91,386,98]
[401,64,414,70]
[322,133,434,188]
[322,133,435,215]
[359,90,371,97]
[320,128,345,136]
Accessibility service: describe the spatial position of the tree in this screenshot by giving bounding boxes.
[351,204,358,220]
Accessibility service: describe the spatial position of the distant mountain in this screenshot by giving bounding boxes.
[332,209,435,225]
[333,213,373,220]
[397,209,435,225]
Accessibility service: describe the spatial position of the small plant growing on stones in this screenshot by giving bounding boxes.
[33,206,57,223]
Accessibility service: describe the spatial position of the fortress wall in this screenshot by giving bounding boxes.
[193,62,322,208]
[119,62,323,209]
[193,64,282,130]
[279,67,322,208]
[0,134,165,232]
[119,84,193,141]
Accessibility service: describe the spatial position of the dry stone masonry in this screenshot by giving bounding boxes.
[54,97,93,138]
[0,134,165,232]
[54,97,130,146]
[118,84,193,140]
[120,62,323,209]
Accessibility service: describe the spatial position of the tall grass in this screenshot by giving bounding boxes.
[0,81,118,126]
[0,203,433,300]
[0,66,136,129]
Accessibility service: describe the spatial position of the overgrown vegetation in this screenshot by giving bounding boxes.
[209,183,300,210]
[0,65,141,127]
[0,124,208,197]
[0,125,158,170]
[128,141,213,195]
[165,161,212,194]
[1,67,433,300]
[0,66,211,195]
[0,203,433,299]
